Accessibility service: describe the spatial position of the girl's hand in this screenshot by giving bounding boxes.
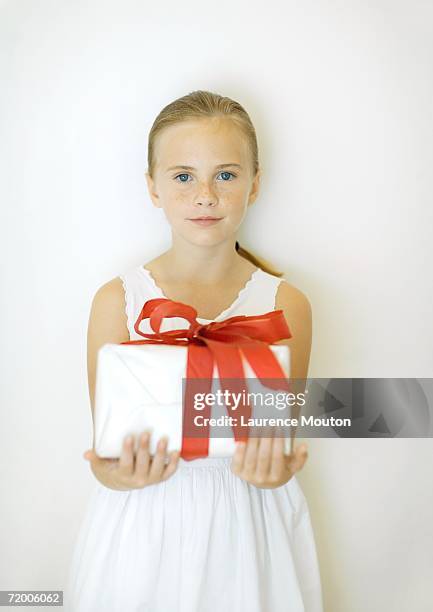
[230,430,308,489]
[83,432,180,491]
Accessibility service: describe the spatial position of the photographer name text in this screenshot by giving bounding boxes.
[193,415,352,428]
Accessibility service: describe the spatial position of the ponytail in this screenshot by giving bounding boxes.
[235,241,283,278]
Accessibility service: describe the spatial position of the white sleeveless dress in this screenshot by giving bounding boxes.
[66,265,324,612]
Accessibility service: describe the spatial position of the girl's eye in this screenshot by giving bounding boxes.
[218,171,236,181]
[174,173,191,183]
[173,171,236,183]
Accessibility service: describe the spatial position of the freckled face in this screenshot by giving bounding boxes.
[145,116,260,246]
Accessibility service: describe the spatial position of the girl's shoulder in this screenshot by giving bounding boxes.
[93,275,126,305]
[275,278,311,311]
[275,278,312,329]
[90,276,129,335]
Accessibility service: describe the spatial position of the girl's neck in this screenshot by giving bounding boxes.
[146,246,256,286]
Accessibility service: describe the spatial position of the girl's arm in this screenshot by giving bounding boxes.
[84,278,180,490]
[87,278,130,430]
[274,280,313,445]
[230,281,311,488]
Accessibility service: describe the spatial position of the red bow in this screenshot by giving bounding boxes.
[120,298,292,460]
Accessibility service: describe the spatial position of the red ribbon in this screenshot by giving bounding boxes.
[120,298,292,460]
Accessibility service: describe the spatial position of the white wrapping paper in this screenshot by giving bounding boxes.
[94,343,291,459]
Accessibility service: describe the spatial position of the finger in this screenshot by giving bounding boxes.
[84,449,103,465]
[161,450,181,480]
[118,435,135,477]
[83,449,93,461]
[287,443,309,474]
[231,441,247,473]
[83,448,103,462]
[269,435,285,480]
[134,432,151,480]
[294,444,309,471]
[255,431,273,481]
[274,425,289,453]
[149,436,169,479]
[83,449,120,481]
[242,435,260,478]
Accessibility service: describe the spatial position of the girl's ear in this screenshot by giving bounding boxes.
[248,168,261,206]
[144,171,162,208]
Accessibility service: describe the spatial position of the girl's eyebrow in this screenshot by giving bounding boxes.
[166,163,242,172]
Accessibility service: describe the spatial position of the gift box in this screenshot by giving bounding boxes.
[93,297,293,461]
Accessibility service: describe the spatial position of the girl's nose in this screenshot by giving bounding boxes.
[195,199,216,207]
[193,183,218,206]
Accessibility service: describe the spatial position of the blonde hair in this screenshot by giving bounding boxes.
[147,90,284,278]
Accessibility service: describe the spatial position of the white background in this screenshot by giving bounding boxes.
[1,1,433,610]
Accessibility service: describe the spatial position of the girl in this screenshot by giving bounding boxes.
[66,90,324,611]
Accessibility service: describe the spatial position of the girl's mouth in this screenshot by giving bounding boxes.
[188,218,223,226]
